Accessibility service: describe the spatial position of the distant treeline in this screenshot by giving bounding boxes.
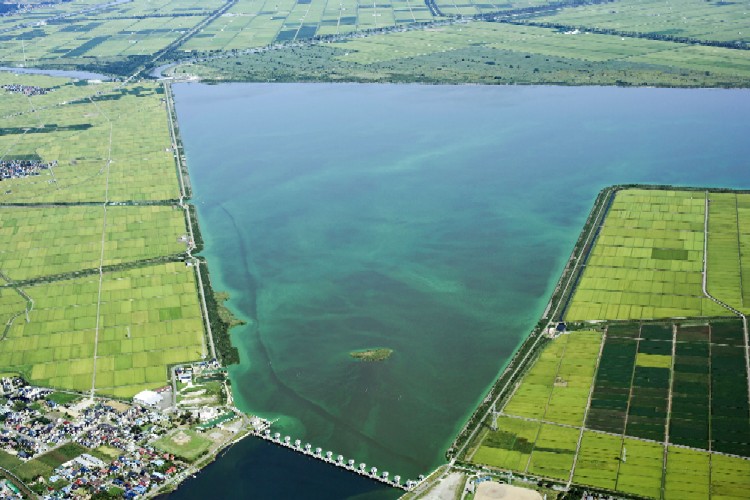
[472,0,616,21]
[512,20,750,50]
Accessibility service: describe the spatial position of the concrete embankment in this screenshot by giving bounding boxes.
[253,428,415,491]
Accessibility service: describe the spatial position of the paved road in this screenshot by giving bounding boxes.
[163,82,217,361]
[89,97,114,400]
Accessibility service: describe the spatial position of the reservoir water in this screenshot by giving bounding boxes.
[171,84,750,497]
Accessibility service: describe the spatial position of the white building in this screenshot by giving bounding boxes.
[133,390,162,407]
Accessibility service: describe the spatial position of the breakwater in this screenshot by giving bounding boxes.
[252,429,417,491]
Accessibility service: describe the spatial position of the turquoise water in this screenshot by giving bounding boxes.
[173,84,750,486]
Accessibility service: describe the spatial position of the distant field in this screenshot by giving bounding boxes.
[182,21,750,87]
[0,0,748,87]
[533,0,750,44]
[0,0,220,71]
[432,0,556,17]
[181,0,436,52]
[0,0,439,68]
[0,80,180,203]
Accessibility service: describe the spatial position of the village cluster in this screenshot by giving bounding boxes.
[0,363,256,499]
[0,159,57,181]
[1,84,51,96]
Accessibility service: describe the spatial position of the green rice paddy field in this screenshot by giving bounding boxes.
[0,205,187,280]
[566,188,750,321]
[0,77,179,203]
[470,188,750,499]
[0,73,206,398]
[0,262,204,397]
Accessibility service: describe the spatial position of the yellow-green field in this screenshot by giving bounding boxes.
[0,73,205,398]
[94,262,204,397]
[0,205,187,281]
[572,431,621,491]
[504,330,602,426]
[566,189,732,321]
[526,424,579,481]
[472,416,539,473]
[707,192,750,314]
[615,438,663,499]
[665,447,710,500]
[1,262,203,398]
[711,453,750,499]
[0,80,179,203]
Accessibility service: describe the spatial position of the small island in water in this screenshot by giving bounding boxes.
[349,348,393,362]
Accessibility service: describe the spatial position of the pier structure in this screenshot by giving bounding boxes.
[254,429,414,491]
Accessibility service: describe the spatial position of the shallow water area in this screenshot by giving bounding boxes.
[172,83,750,495]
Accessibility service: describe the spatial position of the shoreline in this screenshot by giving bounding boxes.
[419,182,750,498]
[152,82,250,497]
[163,81,239,366]
[446,181,750,459]
[160,82,750,494]
[445,185,617,462]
